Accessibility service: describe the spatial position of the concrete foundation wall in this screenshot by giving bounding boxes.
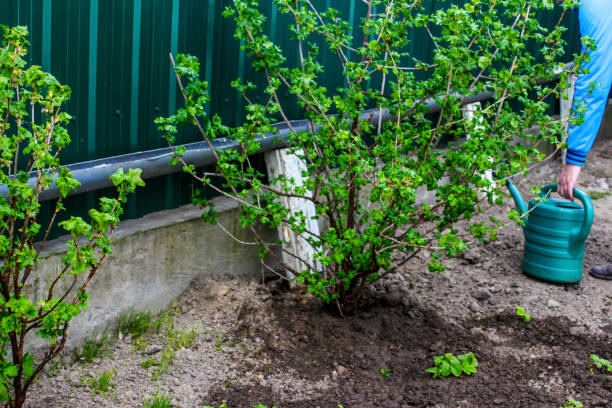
[33,198,276,350]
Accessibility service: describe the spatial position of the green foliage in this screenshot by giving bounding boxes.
[0,26,143,407]
[588,191,611,200]
[145,391,173,408]
[151,306,177,335]
[149,325,198,381]
[73,329,111,364]
[425,352,478,379]
[561,399,583,408]
[377,368,391,377]
[159,1,586,314]
[140,307,199,381]
[84,369,116,398]
[114,308,155,339]
[516,305,531,323]
[76,308,169,366]
[589,354,612,373]
[210,326,236,351]
[140,357,157,370]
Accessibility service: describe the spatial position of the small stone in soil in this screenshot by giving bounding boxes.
[462,249,481,264]
[470,327,484,336]
[145,345,163,355]
[216,286,230,298]
[593,397,609,407]
[569,326,586,336]
[468,301,480,312]
[473,289,491,301]
[547,299,561,309]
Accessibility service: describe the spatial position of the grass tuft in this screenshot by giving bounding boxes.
[85,369,116,398]
[73,329,111,364]
[137,306,199,381]
[588,191,611,200]
[114,308,155,339]
[145,391,173,408]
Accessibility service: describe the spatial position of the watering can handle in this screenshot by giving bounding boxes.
[540,184,594,243]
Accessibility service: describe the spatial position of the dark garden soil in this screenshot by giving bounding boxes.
[204,139,612,408]
[204,280,611,408]
[25,139,612,407]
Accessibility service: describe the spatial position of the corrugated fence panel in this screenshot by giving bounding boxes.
[0,0,581,237]
[50,0,90,162]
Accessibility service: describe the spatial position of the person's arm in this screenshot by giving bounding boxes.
[557,3,611,199]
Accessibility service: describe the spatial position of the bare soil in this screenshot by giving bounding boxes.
[26,139,612,408]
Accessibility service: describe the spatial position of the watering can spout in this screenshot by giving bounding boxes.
[506,179,529,222]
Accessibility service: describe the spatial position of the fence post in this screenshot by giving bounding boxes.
[264,148,319,280]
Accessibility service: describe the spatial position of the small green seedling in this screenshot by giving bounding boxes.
[73,329,112,364]
[377,368,391,377]
[516,306,531,323]
[86,369,116,398]
[561,399,583,408]
[145,391,173,408]
[140,357,159,370]
[425,352,478,379]
[114,308,154,339]
[589,354,612,372]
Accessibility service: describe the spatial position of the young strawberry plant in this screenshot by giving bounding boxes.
[589,354,612,373]
[516,305,531,323]
[158,0,585,314]
[425,352,478,379]
[561,399,583,408]
[0,26,143,407]
[377,368,392,377]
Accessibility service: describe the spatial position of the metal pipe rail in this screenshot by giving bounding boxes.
[1,63,573,202]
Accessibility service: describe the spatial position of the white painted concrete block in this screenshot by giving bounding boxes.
[264,148,320,279]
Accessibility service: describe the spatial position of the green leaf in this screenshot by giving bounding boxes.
[0,382,9,402]
[59,216,91,238]
[2,365,17,378]
[440,362,451,377]
[55,168,81,198]
[22,353,34,377]
[158,0,578,315]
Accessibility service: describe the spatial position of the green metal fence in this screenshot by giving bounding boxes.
[0,0,581,235]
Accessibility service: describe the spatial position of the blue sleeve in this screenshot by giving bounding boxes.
[566,1,612,166]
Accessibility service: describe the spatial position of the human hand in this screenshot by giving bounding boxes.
[558,163,582,200]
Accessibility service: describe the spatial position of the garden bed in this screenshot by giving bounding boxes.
[26,139,612,408]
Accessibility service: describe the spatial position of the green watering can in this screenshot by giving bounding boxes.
[506,181,594,283]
